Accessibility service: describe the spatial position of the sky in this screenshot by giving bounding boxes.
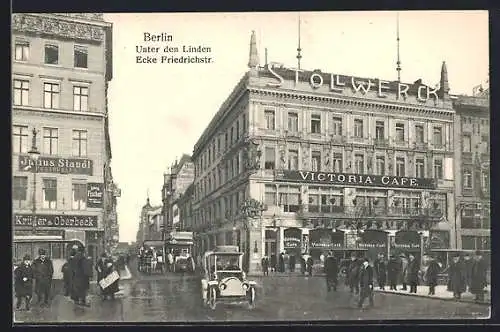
[103,11,489,243]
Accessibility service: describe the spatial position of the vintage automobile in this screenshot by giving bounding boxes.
[201,245,257,310]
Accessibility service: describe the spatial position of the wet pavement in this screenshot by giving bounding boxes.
[14,270,490,323]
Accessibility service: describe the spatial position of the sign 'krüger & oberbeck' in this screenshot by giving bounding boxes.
[265,63,441,102]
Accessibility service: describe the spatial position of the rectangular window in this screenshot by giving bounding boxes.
[433,127,443,147]
[311,151,321,172]
[396,157,405,177]
[224,132,228,150]
[395,123,405,142]
[72,130,88,157]
[264,185,277,206]
[72,183,87,210]
[311,114,321,134]
[15,41,30,61]
[288,112,299,132]
[331,116,342,136]
[333,153,342,172]
[354,119,363,138]
[74,45,88,68]
[42,179,57,209]
[264,147,276,170]
[482,172,489,192]
[236,121,240,140]
[44,44,59,65]
[13,79,29,106]
[13,176,28,208]
[354,154,364,174]
[43,82,60,109]
[415,124,424,144]
[375,121,385,140]
[43,127,58,155]
[265,110,275,130]
[242,114,247,134]
[230,127,234,144]
[463,169,473,189]
[288,149,299,170]
[279,187,301,213]
[13,125,29,154]
[415,158,425,178]
[434,158,443,179]
[375,156,385,175]
[73,86,89,111]
[463,135,471,152]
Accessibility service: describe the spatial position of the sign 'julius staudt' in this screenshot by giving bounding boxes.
[19,156,93,175]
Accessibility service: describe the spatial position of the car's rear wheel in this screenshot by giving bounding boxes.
[247,287,256,309]
[209,287,217,310]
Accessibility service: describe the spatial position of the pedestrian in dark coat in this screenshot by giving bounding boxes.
[300,255,306,275]
[69,246,92,306]
[470,251,488,302]
[357,258,374,308]
[278,253,285,273]
[270,254,277,273]
[289,254,296,272]
[61,261,71,297]
[348,255,360,295]
[448,255,466,299]
[387,255,399,290]
[407,254,419,293]
[463,254,474,292]
[425,255,441,295]
[324,251,339,291]
[14,255,34,311]
[32,248,54,306]
[261,256,269,276]
[100,257,119,299]
[399,254,409,290]
[306,256,314,276]
[374,253,387,290]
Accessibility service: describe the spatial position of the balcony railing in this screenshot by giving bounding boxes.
[300,205,444,219]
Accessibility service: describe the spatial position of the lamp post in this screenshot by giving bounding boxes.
[27,128,40,233]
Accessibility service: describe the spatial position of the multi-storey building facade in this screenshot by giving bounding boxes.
[12,13,118,263]
[136,198,162,243]
[191,32,456,274]
[452,93,490,253]
[161,154,195,235]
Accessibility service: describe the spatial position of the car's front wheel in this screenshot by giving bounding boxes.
[247,287,256,309]
[209,287,217,310]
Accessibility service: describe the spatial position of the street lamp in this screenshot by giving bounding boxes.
[27,128,40,232]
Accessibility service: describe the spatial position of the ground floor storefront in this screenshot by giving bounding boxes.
[195,216,453,274]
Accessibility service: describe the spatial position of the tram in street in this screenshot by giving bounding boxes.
[13,235,85,279]
[165,232,195,273]
[138,240,166,274]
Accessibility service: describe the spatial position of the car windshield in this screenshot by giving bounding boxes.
[216,255,240,271]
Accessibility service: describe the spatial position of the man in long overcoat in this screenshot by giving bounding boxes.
[399,254,409,290]
[32,248,54,306]
[69,246,92,306]
[407,254,419,293]
[374,253,387,290]
[470,250,488,302]
[14,255,34,311]
[448,254,467,299]
[387,255,399,291]
[348,254,360,295]
[261,256,269,276]
[324,251,339,292]
[425,255,441,295]
[357,258,374,308]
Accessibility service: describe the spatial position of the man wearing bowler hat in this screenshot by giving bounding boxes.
[33,248,54,306]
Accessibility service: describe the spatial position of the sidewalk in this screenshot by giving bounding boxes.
[373,284,491,305]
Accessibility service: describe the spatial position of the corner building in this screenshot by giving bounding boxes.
[191,32,456,274]
[12,13,117,265]
[452,93,490,254]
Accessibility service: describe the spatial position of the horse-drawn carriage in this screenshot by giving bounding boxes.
[200,245,257,310]
[138,240,166,275]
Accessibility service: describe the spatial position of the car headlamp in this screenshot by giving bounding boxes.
[242,283,249,290]
[220,283,227,290]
